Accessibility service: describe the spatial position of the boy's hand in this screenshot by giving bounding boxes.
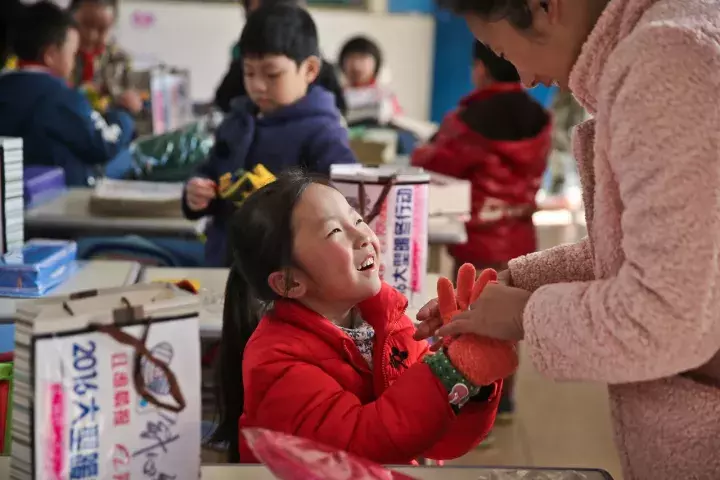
[117,89,144,114]
[186,177,217,211]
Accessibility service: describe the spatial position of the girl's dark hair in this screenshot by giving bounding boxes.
[339,36,383,76]
[212,168,316,462]
[473,40,520,83]
[436,0,534,30]
[68,0,118,13]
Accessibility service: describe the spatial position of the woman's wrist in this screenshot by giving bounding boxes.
[423,348,481,412]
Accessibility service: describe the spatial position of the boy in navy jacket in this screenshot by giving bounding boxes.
[0,1,134,187]
[183,4,356,267]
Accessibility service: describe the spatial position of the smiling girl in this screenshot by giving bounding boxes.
[211,170,507,464]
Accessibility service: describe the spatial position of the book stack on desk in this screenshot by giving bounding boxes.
[0,137,24,254]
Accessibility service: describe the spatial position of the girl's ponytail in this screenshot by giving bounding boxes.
[212,262,262,462]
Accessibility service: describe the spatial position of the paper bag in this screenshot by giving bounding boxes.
[331,165,430,307]
[12,283,202,480]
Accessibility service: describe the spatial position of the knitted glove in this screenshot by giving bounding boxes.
[437,264,519,387]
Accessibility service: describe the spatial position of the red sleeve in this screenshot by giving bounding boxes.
[410,115,491,179]
[386,335,500,460]
[422,380,501,459]
[248,358,460,464]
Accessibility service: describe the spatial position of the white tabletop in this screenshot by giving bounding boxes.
[140,267,440,335]
[24,188,205,239]
[0,458,611,479]
[0,260,141,320]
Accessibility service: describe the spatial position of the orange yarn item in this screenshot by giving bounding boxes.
[438,264,519,386]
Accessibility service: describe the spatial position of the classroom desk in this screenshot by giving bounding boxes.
[0,458,612,479]
[0,260,141,321]
[141,267,440,336]
[24,188,206,239]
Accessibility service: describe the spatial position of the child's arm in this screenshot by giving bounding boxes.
[305,123,357,175]
[45,89,134,166]
[245,351,482,464]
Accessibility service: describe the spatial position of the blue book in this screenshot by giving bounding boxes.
[0,240,77,297]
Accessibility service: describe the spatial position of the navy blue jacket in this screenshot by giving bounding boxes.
[183,86,357,266]
[0,69,134,186]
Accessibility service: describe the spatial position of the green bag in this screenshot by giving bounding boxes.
[127,120,215,183]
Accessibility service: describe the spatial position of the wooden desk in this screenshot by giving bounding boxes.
[25,188,205,239]
[140,268,440,336]
[0,260,141,320]
[0,457,612,479]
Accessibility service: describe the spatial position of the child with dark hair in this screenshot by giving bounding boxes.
[213,168,505,463]
[214,0,346,115]
[68,0,141,115]
[183,4,356,267]
[339,35,403,126]
[412,40,551,424]
[0,0,134,186]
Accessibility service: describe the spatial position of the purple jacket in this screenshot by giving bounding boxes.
[183,86,356,266]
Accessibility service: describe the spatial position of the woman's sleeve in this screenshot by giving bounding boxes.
[508,237,594,292]
[521,29,720,384]
[248,359,462,464]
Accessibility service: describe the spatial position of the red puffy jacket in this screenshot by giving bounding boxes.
[413,83,552,265]
[239,282,501,463]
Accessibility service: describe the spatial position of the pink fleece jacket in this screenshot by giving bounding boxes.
[508,0,720,478]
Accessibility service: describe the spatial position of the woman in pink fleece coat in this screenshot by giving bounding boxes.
[415,0,720,479]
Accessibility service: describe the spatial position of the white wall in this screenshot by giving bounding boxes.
[115,1,435,120]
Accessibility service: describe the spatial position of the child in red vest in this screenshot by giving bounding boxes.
[213,170,508,463]
[412,40,551,424]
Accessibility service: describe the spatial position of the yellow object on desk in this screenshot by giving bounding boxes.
[152,278,201,294]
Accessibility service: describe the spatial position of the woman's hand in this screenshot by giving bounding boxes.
[413,269,514,343]
[436,283,531,342]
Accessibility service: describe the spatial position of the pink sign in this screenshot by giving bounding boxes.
[131,10,156,28]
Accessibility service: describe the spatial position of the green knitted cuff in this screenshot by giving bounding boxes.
[423,348,480,411]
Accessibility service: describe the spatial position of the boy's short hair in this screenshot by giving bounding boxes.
[240,0,305,12]
[473,40,520,83]
[339,36,383,76]
[239,4,319,65]
[13,1,76,62]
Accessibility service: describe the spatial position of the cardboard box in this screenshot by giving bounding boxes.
[426,172,471,217]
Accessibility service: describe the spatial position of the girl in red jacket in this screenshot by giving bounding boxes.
[212,169,504,464]
[412,41,552,422]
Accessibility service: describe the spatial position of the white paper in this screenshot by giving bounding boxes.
[93,179,184,202]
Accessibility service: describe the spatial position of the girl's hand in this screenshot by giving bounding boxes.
[186,177,217,211]
[436,283,531,342]
[413,268,513,342]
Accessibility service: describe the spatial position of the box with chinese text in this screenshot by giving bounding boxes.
[331,165,430,307]
[11,283,201,480]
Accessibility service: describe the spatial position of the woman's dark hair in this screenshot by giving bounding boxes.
[212,169,317,462]
[473,40,520,83]
[338,36,383,76]
[239,3,319,65]
[436,0,534,30]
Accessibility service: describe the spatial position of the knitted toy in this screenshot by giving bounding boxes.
[438,264,519,386]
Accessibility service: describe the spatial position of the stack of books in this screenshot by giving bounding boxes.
[0,138,24,254]
[11,283,202,479]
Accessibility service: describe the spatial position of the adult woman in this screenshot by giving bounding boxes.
[414,0,720,479]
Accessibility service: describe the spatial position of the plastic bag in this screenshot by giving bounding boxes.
[242,428,417,480]
[127,116,218,183]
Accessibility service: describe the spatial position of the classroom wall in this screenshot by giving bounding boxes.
[115,1,435,120]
